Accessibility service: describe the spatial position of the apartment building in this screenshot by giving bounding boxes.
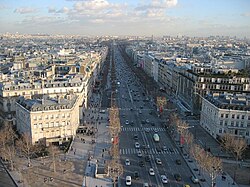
[16,94,80,145]
[0,47,108,125]
[143,53,154,77]
[200,94,250,145]
[177,64,250,114]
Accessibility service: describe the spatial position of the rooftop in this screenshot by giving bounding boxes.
[205,94,250,111]
[16,94,78,112]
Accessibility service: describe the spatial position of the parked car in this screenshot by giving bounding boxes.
[174,173,182,181]
[190,176,199,183]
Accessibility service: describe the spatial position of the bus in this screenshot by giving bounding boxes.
[153,134,160,142]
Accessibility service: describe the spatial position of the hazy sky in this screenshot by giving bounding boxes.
[0,0,250,37]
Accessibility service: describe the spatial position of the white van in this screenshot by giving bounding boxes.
[126,176,132,186]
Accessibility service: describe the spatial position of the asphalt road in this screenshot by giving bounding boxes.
[112,45,200,187]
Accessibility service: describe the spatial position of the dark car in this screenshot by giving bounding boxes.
[174,173,182,181]
[134,171,139,180]
[176,159,181,165]
[134,134,138,140]
[141,120,146,124]
[145,155,150,162]
[139,161,144,167]
[156,147,161,153]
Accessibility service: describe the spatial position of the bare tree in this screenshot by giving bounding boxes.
[222,133,247,163]
[16,133,36,167]
[0,124,17,170]
[105,160,123,187]
[183,131,194,155]
[3,144,16,171]
[221,133,234,153]
[231,137,247,163]
[205,155,222,187]
[48,145,61,172]
[169,113,179,129]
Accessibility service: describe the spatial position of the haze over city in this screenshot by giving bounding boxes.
[0,0,250,37]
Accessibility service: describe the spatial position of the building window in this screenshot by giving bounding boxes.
[50,122,54,127]
[220,121,223,126]
[242,115,245,120]
[51,115,54,119]
[231,121,234,126]
[224,121,228,126]
[236,121,239,127]
[45,115,48,119]
[33,116,37,120]
[236,115,240,119]
[39,123,42,128]
[232,114,235,119]
[246,131,249,136]
[225,114,229,118]
[220,114,224,118]
[241,122,244,127]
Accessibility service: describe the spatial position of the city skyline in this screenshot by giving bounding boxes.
[0,0,250,38]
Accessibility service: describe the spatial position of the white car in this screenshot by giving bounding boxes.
[161,175,168,184]
[125,159,130,166]
[156,158,162,165]
[149,168,155,176]
[190,176,199,183]
[137,150,142,157]
[154,129,159,133]
[125,120,129,125]
[135,142,140,148]
[126,176,132,186]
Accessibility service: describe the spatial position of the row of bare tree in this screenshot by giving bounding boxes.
[168,113,248,185]
[0,124,60,173]
[169,113,222,185]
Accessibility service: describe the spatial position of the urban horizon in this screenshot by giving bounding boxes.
[0,0,250,38]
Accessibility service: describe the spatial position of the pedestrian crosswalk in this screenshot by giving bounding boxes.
[119,148,179,155]
[121,127,166,132]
